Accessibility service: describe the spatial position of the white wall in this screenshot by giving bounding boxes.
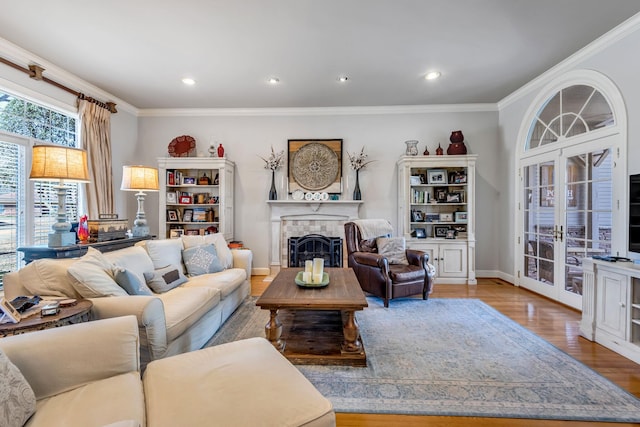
[138,111,500,272]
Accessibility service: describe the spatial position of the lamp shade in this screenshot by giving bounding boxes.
[29,144,90,182]
[121,165,159,192]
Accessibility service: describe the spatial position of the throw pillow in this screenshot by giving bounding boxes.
[144,265,188,293]
[144,239,184,270]
[114,267,153,296]
[376,236,409,265]
[182,244,224,276]
[67,247,127,298]
[204,233,233,269]
[0,349,36,427]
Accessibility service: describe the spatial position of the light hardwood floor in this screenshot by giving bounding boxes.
[251,276,640,427]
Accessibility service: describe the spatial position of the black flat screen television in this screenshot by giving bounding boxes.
[629,174,640,253]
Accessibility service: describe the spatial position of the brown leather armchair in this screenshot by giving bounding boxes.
[344,221,433,308]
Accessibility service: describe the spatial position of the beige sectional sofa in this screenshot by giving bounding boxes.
[0,315,336,427]
[4,234,252,367]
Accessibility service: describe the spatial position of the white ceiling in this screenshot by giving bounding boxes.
[1,1,640,110]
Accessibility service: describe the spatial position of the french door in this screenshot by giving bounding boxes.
[520,137,617,310]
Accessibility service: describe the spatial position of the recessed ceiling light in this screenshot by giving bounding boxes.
[425,71,441,80]
[181,78,196,85]
[338,76,349,83]
[267,77,280,84]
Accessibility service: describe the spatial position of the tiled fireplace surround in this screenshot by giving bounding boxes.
[267,201,362,277]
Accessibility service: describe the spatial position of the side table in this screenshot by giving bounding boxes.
[0,300,93,337]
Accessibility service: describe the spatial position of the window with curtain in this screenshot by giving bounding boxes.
[0,91,80,286]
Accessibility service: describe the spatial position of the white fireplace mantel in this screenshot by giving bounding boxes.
[268,200,362,276]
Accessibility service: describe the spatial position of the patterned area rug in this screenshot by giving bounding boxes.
[207,296,640,422]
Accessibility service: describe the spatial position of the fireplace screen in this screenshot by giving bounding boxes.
[288,234,343,268]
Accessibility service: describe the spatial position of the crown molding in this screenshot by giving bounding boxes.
[498,12,640,110]
[138,103,497,118]
[0,36,138,115]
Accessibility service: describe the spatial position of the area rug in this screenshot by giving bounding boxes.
[207,297,640,422]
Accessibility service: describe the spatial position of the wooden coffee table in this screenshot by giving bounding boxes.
[0,300,93,338]
[256,267,368,366]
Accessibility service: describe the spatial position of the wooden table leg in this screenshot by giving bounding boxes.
[341,310,362,353]
[265,309,285,351]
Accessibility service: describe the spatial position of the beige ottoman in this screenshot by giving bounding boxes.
[143,337,336,427]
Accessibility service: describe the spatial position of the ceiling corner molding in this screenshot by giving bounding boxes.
[138,103,497,118]
[498,12,640,111]
[0,36,139,116]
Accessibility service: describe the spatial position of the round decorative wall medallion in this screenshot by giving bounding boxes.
[291,143,339,191]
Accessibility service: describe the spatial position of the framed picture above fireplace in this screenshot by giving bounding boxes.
[288,139,343,194]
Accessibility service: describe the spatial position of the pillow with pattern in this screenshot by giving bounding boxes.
[182,244,224,276]
[0,349,36,427]
[376,236,409,265]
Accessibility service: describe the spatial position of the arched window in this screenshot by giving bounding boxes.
[526,85,614,150]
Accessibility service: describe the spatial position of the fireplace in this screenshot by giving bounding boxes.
[288,235,343,268]
[267,200,362,277]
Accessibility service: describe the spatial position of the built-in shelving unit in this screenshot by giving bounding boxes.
[397,155,477,284]
[158,157,234,240]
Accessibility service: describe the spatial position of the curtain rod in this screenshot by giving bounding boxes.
[0,56,117,113]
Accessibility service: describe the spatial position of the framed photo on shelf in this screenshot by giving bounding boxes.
[425,213,440,222]
[455,211,468,223]
[439,212,454,222]
[427,169,447,185]
[411,210,424,222]
[169,228,184,238]
[434,225,449,238]
[445,229,456,239]
[453,171,467,184]
[446,192,463,203]
[435,187,448,203]
[167,192,177,204]
[167,209,179,222]
[413,228,426,238]
[184,229,200,236]
[182,209,193,222]
[182,176,196,185]
[179,195,192,204]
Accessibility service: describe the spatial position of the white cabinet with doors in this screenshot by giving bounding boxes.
[157,157,234,241]
[581,258,640,364]
[397,155,477,284]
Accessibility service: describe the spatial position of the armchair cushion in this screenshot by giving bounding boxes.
[0,349,35,427]
[18,258,80,298]
[376,236,409,265]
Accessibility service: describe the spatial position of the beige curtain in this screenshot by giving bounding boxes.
[78,99,114,218]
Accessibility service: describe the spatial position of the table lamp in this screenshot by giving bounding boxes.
[29,144,90,247]
[121,165,159,237]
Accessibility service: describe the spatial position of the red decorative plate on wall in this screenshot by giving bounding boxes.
[168,135,196,157]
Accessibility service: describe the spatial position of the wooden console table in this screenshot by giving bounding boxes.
[18,236,155,264]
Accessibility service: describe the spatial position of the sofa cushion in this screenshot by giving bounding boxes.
[18,258,81,298]
[67,248,127,298]
[156,287,221,342]
[145,239,184,271]
[182,244,224,276]
[143,337,335,427]
[182,233,233,269]
[114,268,153,296]
[104,246,155,287]
[25,372,145,427]
[144,265,188,294]
[183,268,247,298]
[0,348,36,427]
[376,236,409,265]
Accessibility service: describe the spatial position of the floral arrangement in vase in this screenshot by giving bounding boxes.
[259,146,285,200]
[347,146,375,200]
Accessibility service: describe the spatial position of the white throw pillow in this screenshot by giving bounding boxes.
[104,245,155,286]
[145,239,184,270]
[376,236,409,265]
[0,349,36,427]
[67,247,126,298]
